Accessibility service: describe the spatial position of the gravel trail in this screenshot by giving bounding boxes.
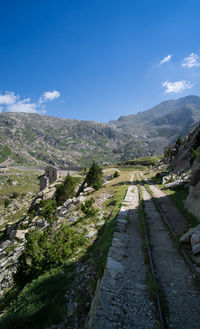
[86,174,158,329]
[141,183,200,329]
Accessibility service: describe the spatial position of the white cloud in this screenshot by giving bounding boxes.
[7,98,37,113]
[159,54,173,65]
[182,53,200,68]
[39,90,61,104]
[162,80,192,93]
[0,90,60,114]
[0,91,17,105]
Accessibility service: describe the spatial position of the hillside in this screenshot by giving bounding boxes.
[110,95,200,140]
[0,113,158,168]
[0,95,200,167]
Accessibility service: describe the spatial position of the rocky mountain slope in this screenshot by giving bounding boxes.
[110,95,200,141]
[0,113,163,167]
[0,95,200,167]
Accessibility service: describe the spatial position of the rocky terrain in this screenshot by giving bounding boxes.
[0,113,155,168]
[0,166,131,329]
[110,95,200,142]
[154,121,200,264]
[161,121,200,219]
[1,161,200,329]
[1,95,200,168]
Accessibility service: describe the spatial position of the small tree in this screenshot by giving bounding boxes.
[40,199,57,223]
[113,170,120,178]
[85,161,103,190]
[176,136,183,146]
[55,173,76,206]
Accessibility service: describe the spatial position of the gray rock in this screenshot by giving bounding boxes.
[67,299,76,317]
[165,179,185,189]
[180,225,200,243]
[191,232,200,247]
[11,180,18,186]
[0,240,11,251]
[83,187,95,194]
[106,256,124,278]
[35,218,46,228]
[10,229,28,240]
[192,243,200,255]
[86,230,96,238]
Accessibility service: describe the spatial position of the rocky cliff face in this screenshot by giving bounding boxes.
[185,153,200,220]
[164,122,200,220]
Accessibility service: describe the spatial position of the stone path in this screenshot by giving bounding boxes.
[141,183,200,329]
[86,174,158,329]
[86,173,200,329]
[142,173,188,234]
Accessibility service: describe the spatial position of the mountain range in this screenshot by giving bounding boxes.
[0,95,200,168]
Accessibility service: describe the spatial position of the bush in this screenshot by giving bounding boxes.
[11,191,19,199]
[190,148,199,164]
[4,198,11,208]
[14,225,86,285]
[176,136,183,146]
[113,170,120,178]
[40,199,57,223]
[81,198,98,217]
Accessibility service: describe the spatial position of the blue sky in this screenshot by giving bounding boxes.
[0,0,200,122]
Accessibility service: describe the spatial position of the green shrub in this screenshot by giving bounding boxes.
[14,225,86,285]
[190,148,198,164]
[176,136,183,146]
[40,199,57,223]
[164,147,171,158]
[113,170,120,178]
[4,198,11,208]
[11,191,19,199]
[81,198,98,217]
[0,146,11,163]
[7,178,12,184]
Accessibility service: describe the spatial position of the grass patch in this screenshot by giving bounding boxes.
[163,188,199,227]
[0,146,12,163]
[121,155,163,167]
[0,266,75,329]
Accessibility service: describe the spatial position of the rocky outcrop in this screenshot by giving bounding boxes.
[162,123,200,220]
[28,179,62,212]
[164,123,200,173]
[184,144,200,220]
[0,177,83,296]
[180,224,200,258]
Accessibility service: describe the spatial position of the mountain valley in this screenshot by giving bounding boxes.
[0,95,200,168]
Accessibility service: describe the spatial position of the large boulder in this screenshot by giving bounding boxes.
[180,225,200,243]
[180,224,200,256]
[185,180,200,220]
[28,186,56,212]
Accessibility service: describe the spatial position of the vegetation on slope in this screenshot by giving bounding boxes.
[0,168,130,329]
